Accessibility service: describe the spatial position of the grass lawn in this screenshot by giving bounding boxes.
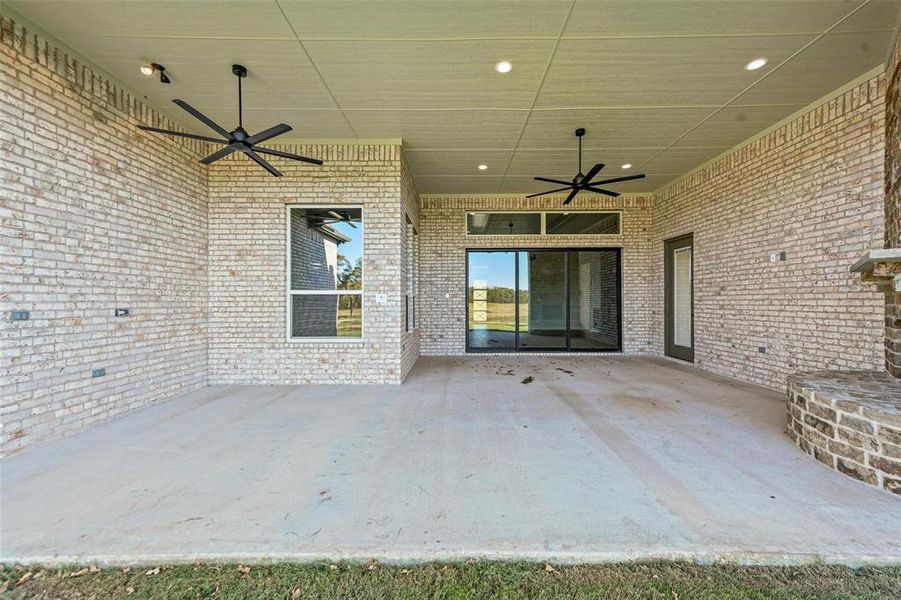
[336,306,362,337]
[469,301,526,333]
[3,561,900,599]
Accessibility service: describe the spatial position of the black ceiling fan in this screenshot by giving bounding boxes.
[137,64,322,177]
[528,128,645,204]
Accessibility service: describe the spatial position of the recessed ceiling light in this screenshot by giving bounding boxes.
[478,164,488,170]
[621,163,632,169]
[745,57,768,71]
[494,61,513,74]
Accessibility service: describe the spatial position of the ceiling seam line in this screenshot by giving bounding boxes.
[273,0,359,139]
[496,0,577,194]
[77,31,895,42]
[634,0,873,173]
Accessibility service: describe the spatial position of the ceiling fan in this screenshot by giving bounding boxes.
[528,128,645,204]
[306,210,359,229]
[137,64,322,177]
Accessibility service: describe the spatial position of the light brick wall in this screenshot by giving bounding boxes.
[206,145,412,385]
[400,153,421,379]
[0,16,209,454]
[418,195,655,355]
[652,75,886,389]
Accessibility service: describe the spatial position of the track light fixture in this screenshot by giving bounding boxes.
[141,63,171,84]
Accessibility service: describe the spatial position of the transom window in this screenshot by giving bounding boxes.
[466,211,620,236]
[287,206,363,339]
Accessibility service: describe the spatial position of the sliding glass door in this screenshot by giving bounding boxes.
[466,249,621,352]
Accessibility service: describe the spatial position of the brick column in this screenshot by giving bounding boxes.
[886,33,901,376]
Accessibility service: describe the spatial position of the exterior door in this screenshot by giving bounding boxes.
[665,235,694,361]
[466,249,621,352]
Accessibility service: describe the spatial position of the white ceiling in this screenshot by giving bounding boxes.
[7,0,901,194]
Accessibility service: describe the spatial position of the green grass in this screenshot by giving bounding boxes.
[3,561,900,599]
[470,301,527,333]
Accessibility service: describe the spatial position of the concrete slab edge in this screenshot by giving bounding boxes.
[3,549,900,569]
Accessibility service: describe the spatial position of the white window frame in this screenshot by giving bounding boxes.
[285,204,365,343]
[465,210,622,236]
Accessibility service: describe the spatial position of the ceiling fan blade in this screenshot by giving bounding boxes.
[562,188,581,205]
[200,144,240,165]
[584,186,620,197]
[534,176,572,186]
[592,174,647,185]
[583,163,605,183]
[242,148,282,177]
[525,186,573,198]
[245,123,292,145]
[253,146,324,166]
[137,125,227,145]
[172,99,231,139]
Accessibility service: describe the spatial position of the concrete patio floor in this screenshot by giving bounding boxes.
[3,356,901,566]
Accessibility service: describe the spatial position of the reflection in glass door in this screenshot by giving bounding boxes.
[466,249,621,352]
[467,251,516,350]
[518,252,566,350]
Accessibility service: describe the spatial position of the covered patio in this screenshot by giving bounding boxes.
[4,356,900,566]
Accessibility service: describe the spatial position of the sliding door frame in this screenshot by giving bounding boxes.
[465,247,622,353]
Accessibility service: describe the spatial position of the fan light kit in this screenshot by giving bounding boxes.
[528,128,646,205]
[495,60,513,73]
[137,64,322,176]
[140,63,170,84]
[745,57,768,71]
[621,163,632,169]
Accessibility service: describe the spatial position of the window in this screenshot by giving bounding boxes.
[465,211,620,236]
[288,206,363,339]
[404,215,418,332]
[545,212,620,235]
[467,212,541,235]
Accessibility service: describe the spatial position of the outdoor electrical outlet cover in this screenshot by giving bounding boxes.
[115,308,129,317]
[375,293,388,304]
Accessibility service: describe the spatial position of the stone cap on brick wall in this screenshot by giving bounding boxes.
[852,249,901,291]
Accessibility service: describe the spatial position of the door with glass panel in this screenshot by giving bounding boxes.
[665,235,694,361]
[466,249,620,352]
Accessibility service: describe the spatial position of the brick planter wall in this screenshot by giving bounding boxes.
[787,372,901,495]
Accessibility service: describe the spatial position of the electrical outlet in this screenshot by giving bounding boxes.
[114,308,129,317]
[10,311,29,321]
[92,368,106,378]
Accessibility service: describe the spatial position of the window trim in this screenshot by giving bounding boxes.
[465,210,622,236]
[285,204,365,343]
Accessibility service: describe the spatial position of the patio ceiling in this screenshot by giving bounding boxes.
[7,0,901,194]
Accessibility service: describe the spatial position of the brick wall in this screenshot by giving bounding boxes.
[885,33,901,376]
[0,16,209,454]
[206,144,413,385]
[400,153,421,379]
[418,195,655,355]
[652,75,886,389]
